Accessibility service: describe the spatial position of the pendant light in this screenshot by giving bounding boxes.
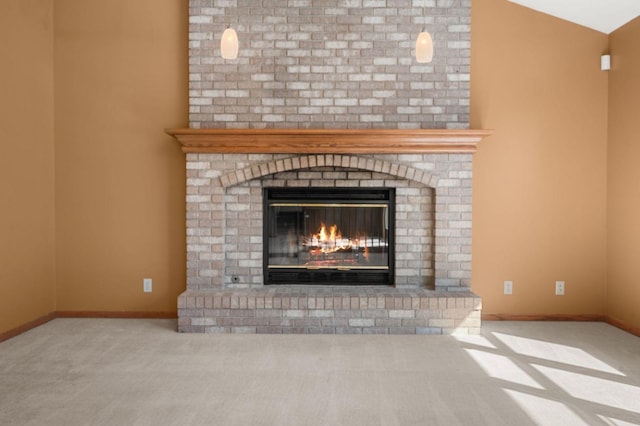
[415,30,433,63]
[221,26,239,60]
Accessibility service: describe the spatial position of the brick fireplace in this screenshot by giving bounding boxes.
[168,0,490,334]
[168,129,490,333]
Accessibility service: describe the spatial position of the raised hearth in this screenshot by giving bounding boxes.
[178,286,481,335]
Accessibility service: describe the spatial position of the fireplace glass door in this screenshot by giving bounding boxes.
[264,188,394,285]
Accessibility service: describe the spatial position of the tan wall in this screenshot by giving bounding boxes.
[53,0,188,313]
[607,18,640,331]
[471,0,609,316]
[0,0,623,333]
[0,0,56,334]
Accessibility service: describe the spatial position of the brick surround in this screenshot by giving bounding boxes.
[180,152,481,334]
[177,0,482,334]
[186,153,472,290]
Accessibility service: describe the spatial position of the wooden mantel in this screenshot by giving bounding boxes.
[165,128,493,154]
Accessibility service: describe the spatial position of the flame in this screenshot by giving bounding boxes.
[310,223,352,253]
[297,222,389,266]
[316,224,340,242]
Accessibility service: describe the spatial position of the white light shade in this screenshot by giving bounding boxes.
[221,27,239,60]
[415,31,433,63]
[601,54,611,71]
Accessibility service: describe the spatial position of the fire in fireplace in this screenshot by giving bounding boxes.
[263,188,395,285]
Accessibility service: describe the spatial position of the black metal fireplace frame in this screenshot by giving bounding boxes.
[263,187,395,286]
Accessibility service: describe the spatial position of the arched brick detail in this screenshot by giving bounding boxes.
[219,154,438,188]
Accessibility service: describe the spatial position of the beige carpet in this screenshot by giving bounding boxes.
[0,319,639,425]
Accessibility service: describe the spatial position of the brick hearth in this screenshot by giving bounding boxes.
[178,287,481,334]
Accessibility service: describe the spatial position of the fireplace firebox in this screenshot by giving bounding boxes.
[264,188,395,285]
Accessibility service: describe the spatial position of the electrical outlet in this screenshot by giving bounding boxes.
[555,280,565,296]
[143,278,152,293]
[504,280,513,295]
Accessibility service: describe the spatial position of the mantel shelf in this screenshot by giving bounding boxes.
[165,128,493,154]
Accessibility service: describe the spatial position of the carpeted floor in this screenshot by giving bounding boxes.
[0,319,639,425]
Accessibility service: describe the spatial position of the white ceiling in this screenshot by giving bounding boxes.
[508,0,640,34]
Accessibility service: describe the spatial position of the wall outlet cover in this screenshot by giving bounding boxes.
[143,278,153,293]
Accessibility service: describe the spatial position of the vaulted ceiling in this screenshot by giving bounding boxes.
[508,0,640,34]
